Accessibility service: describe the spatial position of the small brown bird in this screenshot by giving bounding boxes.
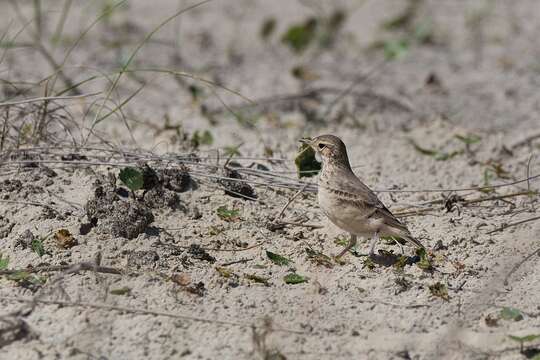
[300,134,425,258]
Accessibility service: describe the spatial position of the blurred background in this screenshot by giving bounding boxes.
[1,0,539,155]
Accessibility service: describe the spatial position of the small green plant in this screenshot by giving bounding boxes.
[500,307,524,321]
[283,273,308,285]
[362,257,375,270]
[223,145,241,157]
[31,238,45,257]
[216,206,241,222]
[393,255,408,272]
[409,139,462,161]
[119,167,144,192]
[480,168,495,193]
[429,282,449,301]
[191,130,213,148]
[455,133,481,145]
[508,334,540,353]
[244,273,270,286]
[416,247,432,271]
[334,237,348,246]
[383,39,410,60]
[282,18,318,53]
[266,251,292,266]
[0,253,9,270]
[7,270,46,287]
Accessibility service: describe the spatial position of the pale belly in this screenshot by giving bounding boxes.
[318,186,384,236]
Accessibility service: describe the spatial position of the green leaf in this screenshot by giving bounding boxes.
[410,140,437,156]
[223,145,241,157]
[283,273,308,284]
[409,140,461,161]
[429,282,449,301]
[266,251,292,266]
[191,130,213,148]
[383,39,409,60]
[394,255,408,271]
[362,256,376,270]
[7,271,46,285]
[110,287,130,295]
[119,167,144,191]
[500,307,523,321]
[282,18,318,53]
[216,206,241,222]
[295,143,321,178]
[455,134,481,145]
[0,254,9,270]
[7,270,30,282]
[416,247,432,271]
[334,237,348,246]
[244,273,270,286]
[508,334,540,343]
[31,239,45,257]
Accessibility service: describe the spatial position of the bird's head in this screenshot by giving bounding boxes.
[299,134,350,167]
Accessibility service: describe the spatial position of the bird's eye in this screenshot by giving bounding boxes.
[318,143,325,149]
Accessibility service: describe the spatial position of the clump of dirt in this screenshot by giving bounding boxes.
[0,179,44,200]
[85,179,154,239]
[143,186,180,209]
[139,164,160,191]
[218,167,256,200]
[136,164,193,210]
[159,166,193,193]
[187,244,216,263]
[0,179,23,194]
[126,250,160,269]
[14,229,35,249]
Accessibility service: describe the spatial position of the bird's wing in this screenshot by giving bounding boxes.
[337,174,410,234]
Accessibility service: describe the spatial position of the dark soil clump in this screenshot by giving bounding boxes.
[85,180,154,239]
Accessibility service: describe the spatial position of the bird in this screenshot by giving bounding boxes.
[300,134,425,258]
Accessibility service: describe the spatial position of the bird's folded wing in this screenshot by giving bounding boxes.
[338,176,410,234]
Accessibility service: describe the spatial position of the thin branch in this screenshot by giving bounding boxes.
[511,131,540,149]
[276,221,323,229]
[275,184,308,220]
[394,191,535,217]
[503,248,540,286]
[0,92,101,107]
[0,199,57,210]
[487,215,540,235]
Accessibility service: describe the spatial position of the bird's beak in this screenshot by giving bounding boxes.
[299,137,312,145]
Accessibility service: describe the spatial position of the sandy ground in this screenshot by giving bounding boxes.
[1,1,539,359]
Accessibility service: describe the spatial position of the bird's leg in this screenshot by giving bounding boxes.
[369,231,380,257]
[336,234,357,259]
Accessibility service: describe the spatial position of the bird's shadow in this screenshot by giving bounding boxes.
[369,251,420,267]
